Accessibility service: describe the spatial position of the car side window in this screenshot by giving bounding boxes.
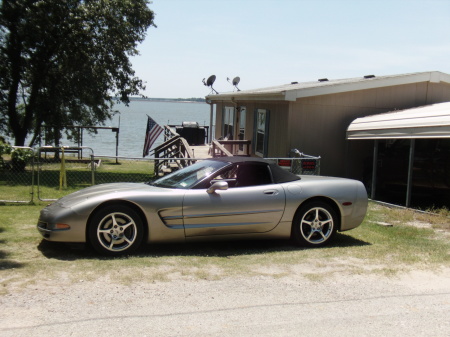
[235,163,272,187]
[195,162,273,189]
[210,165,238,188]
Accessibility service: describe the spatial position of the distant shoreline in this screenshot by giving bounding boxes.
[128,97,206,104]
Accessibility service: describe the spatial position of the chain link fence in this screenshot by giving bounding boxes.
[36,148,157,201]
[0,146,320,203]
[0,147,158,203]
[93,155,155,185]
[0,146,35,203]
[36,147,96,201]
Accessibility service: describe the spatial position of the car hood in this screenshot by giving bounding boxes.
[53,182,166,208]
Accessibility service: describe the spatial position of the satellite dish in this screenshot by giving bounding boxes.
[227,76,241,91]
[206,75,216,87]
[202,75,218,94]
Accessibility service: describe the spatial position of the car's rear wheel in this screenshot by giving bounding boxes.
[292,201,338,247]
[88,204,144,256]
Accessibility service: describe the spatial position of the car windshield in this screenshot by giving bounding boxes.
[150,160,229,189]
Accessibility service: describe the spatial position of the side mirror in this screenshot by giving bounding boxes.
[207,181,228,194]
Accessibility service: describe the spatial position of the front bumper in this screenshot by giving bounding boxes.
[37,206,87,242]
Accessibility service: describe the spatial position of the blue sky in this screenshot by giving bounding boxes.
[131,0,450,98]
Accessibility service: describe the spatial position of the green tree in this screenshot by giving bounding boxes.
[0,0,155,146]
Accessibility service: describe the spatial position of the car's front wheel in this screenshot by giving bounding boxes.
[292,201,338,247]
[88,204,144,256]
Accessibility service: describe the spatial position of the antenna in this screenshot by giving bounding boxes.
[202,75,218,94]
[227,76,241,91]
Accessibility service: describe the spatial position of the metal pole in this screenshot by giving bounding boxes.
[79,127,83,159]
[406,138,415,207]
[30,149,35,202]
[115,115,120,164]
[371,139,378,200]
[91,153,95,185]
[37,148,42,200]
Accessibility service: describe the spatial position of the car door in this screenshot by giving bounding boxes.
[182,184,286,237]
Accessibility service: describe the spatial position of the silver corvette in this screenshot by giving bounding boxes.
[37,157,368,255]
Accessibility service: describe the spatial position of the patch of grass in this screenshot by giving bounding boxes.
[0,201,449,294]
[345,204,450,265]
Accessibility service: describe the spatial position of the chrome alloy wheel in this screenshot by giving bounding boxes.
[299,207,334,244]
[96,212,138,252]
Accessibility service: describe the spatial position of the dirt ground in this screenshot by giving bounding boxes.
[1,264,449,337]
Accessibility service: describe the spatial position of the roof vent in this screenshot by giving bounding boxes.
[364,75,375,79]
[291,81,298,84]
[318,78,329,82]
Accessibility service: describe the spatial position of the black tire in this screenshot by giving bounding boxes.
[88,204,144,256]
[292,201,338,247]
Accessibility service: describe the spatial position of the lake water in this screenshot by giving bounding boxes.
[63,100,213,158]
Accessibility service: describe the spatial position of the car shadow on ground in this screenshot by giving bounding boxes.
[37,232,370,261]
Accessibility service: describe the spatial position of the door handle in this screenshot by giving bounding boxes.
[263,190,279,195]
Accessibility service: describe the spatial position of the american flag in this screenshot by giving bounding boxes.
[142,115,163,157]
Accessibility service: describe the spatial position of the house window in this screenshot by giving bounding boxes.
[254,109,270,157]
[238,107,246,150]
[222,106,235,139]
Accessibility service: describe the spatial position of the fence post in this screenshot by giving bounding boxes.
[91,154,95,185]
[31,149,35,202]
[59,147,67,190]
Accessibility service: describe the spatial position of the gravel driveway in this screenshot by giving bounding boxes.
[1,267,449,336]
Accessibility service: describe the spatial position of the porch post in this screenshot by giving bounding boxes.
[406,138,415,207]
[209,102,214,144]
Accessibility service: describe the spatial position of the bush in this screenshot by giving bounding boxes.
[0,139,12,169]
[0,139,33,172]
[11,147,34,172]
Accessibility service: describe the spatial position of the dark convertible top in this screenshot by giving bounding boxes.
[210,156,301,184]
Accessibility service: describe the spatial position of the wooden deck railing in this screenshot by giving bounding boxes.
[156,126,251,174]
[212,140,251,157]
[153,135,196,176]
[211,140,233,157]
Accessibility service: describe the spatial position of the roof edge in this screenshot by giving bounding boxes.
[206,71,450,103]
